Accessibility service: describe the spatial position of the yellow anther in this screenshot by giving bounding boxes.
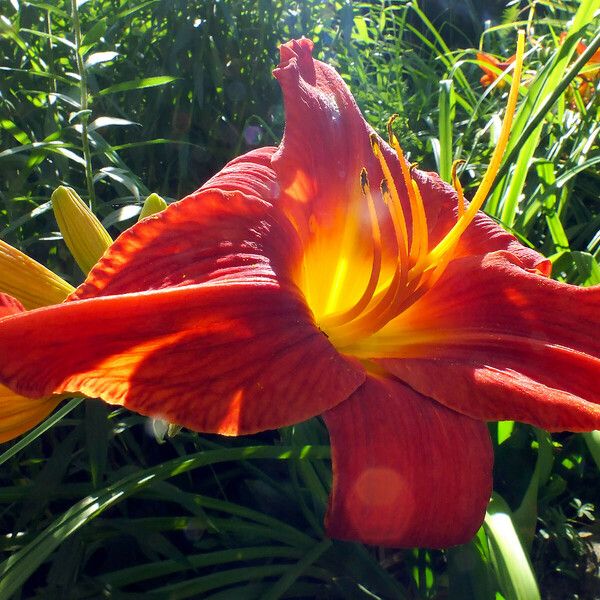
[360,167,369,193]
[451,160,466,218]
[386,114,399,145]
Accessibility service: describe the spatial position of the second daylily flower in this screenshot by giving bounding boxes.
[477,51,516,87]
[0,36,598,548]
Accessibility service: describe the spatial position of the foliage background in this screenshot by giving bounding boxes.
[0,0,599,598]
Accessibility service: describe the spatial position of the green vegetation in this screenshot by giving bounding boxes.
[0,0,598,598]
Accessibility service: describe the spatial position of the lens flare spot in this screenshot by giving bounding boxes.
[353,466,406,509]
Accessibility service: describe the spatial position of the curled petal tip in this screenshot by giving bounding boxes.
[275,38,316,82]
[279,37,314,62]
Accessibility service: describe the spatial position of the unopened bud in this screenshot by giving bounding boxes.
[0,239,74,309]
[138,193,168,221]
[51,186,112,274]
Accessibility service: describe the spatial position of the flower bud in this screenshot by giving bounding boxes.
[138,192,168,221]
[51,186,112,274]
[0,239,74,309]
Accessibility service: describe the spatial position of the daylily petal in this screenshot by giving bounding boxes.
[476,52,515,87]
[373,251,600,431]
[0,295,62,442]
[71,148,288,301]
[270,38,546,325]
[323,375,493,548]
[0,284,363,435]
[0,150,365,435]
[272,39,396,318]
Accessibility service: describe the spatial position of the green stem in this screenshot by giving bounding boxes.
[70,0,95,207]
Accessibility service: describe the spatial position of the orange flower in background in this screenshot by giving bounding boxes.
[559,32,600,101]
[573,40,600,100]
[0,36,599,548]
[477,51,516,87]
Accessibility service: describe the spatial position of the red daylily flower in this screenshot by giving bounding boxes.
[559,32,600,102]
[572,39,600,100]
[476,51,516,87]
[1,38,599,548]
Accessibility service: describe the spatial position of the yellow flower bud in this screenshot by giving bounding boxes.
[0,383,63,443]
[0,239,74,309]
[51,186,113,274]
[138,192,168,221]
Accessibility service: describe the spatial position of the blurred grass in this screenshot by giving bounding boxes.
[0,0,599,598]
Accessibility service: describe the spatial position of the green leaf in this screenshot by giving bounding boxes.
[484,494,541,600]
[513,429,553,548]
[583,431,600,470]
[79,18,107,54]
[97,76,177,96]
[0,398,83,468]
[447,533,496,600]
[246,539,332,600]
[0,445,330,598]
[438,79,455,182]
[571,251,600,286]
[88,116,140,130]
[353,16,371,43]
[85,51,119,67]
[536,160,570,251]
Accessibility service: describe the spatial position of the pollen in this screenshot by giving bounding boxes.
[318,30,525,353]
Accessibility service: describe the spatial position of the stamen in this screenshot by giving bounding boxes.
[387,117,429,266]
[452,160,466,218]
[370,134,409,265]
[422,30,525,269]
[320,32,525,353]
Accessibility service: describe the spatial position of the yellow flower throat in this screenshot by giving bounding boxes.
[301,31,525,354]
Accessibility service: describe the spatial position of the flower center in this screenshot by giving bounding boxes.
[312,31,525,355]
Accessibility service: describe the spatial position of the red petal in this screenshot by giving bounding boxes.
[72,149,292,300]
[377,251,600,431]
[0,150,365,434]
[323,376,492,548]
[0,293,25,318]
[0,283,363,435]
[272,39,549,279]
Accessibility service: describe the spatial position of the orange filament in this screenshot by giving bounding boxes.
[387,116,429,266]
[370,134,409,267]
[319,31,525,351]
